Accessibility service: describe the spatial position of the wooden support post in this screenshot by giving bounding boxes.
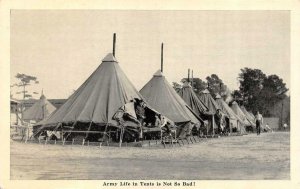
[55,139,57,145]
[88,140,89,146]
[62,138,65,146]
[178,140,181,147]
[72,138,74,145]
[82,138,85,146]
[85,122,93,140]
[212,116,215,137]
[193,136,197,143]
[119,126,124,148]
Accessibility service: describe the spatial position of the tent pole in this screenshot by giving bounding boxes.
[65,121,77,140]
[212,115,215,136]
[191,70,193,88]
[85,122,93,139]
[161,43,164,73]
[113,33,116,57]
[103,123,109,142]
[119,126,124,147]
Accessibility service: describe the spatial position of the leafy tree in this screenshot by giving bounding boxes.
[260,75,288,115]
[231,90,243,103]
[172,82,182,92]
[14,73,39,100]
[237,68,288,115]
[181,78,207,93]
[238,68,266,112]
[206,74,230,98]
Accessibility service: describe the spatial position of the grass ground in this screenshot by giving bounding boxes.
[10,132,290,180]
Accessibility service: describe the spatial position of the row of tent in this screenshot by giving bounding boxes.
[22,51,257,142]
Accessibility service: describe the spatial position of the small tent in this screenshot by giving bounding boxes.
[230,101,253,132]
[240,106,256,127]
[177,82,209,116]
[197,89,224,134]
[215,95,246,134]
[140,70,201,138]
[198,89,221,114]
[23,94,56,123]
[177,82,216,135]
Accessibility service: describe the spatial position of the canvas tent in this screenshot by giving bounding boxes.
[177,82,209,116]
[140,70,201,138]
[240,106,256,127]
[215,94,246,134]
[230,101,253,132]
[10,98,22,125]
[177,82,217,135]
[23,94,56,123]
[198,89,221,114]
[34,53,163,142]
[197,89,225,134]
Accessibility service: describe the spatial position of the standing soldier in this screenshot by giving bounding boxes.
[255,111,263,135]
[135,100,146,140]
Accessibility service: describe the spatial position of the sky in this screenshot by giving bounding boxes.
[10,10,290,99]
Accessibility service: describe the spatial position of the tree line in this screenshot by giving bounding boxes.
[173,67,289,121]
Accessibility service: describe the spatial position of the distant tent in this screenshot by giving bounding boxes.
[34,53,150,139]
[177,82,217,135]
[177,82,209,116]
[230,101,253,132]
[215,95,246,134]
[240,106,256,127]
[23,94,56,123]
[10,98,22,125]
[197,89,225,134]
[248,112,256,120]
[198,89,221,114]
[140,70,201,138]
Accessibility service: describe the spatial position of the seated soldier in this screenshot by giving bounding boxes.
[154,114,162,127]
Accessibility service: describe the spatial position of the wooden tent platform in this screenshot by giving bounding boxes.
[13,132,245,148]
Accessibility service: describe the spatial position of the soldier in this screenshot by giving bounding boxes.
[255,111,263,135]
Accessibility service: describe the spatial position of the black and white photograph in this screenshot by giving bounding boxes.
[1,1,300,189]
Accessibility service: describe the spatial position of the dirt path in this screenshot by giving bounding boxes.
[10,132,290,180]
